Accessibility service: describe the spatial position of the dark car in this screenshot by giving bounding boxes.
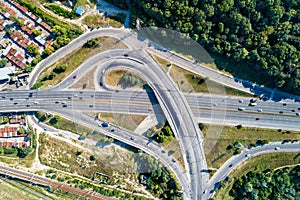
[73,75,77,79]
[279,111,283,114]
[255,117,260,120]
[99,82,103,86]
[124,54,128,57]
[229,164,233,167]
[63,104,67,107]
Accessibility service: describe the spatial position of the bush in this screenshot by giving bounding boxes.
[3,147,17,154]
[17,147,32,158]
[198,123,205,131]
[31,82,43,89]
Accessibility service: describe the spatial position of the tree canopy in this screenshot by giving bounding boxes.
[124,0,300,94]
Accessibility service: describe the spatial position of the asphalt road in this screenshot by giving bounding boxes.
[204,141,300,199]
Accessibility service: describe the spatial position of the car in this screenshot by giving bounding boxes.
[79,97,83,100]
[63,104,67,107]
[250,98,257,103]
[26,104,30,107]
[67,97,72,99]
[13,102,18,105]
[44,128,47,131]
[213,103,217,106]
[298,108,300,110]
[279,111,283,114]
[99,82,103,86]
[100,122,110,127]
[34,101,39,104]
[89,105,94,108]
[255,117,260,120]
[291,109,296,112]
[55,101,59,104]
[2,96,6,98]
[283,103,287,106]
[229,164,233,167]
[73,75,77,79]
[245,154,250,157]
[124,54,128,57]
[296,113,300,116]
[25,97,29,100]
[239,99,244,103]
[238,107,245,111]
[10,97,13,100]
[110,129,115,132]
[74,94,78,97]
[275,147,280,150]
[171,159,176,163]
[61,102,66,105]
[148,108,152,111]
[257,109,263,112]
[106,55,111,58]
[249,102,257,106]
[130,136,134,140]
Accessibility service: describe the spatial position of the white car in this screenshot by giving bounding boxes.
[257,109,263,112]
[275,147,280,150]
[34,101,39,104]
[238,107,245,111]
[296,112,300,116]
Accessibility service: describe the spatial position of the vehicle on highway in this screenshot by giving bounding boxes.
[61,102,66,105]
[291,109,296,112]
[13,102,18,105]
[74,94,78,97]
[106,55,111,58]
[34,101,39,104]
[283,103,287,106]
[249,102,257,106]
[238,107,245,111]
[26,104,30,107]
[99,122,110,127]
[250,98,257,103]
[10,97,13,100]
[172,159,176,163]
[89,105,94,108]
[73,75,77,79]
[55,101,59,104]
[124,54,128,57]
[255,117,261,120]
[245,154,250,157]
[296,112,300,116]
[99,82,103,86]
[63,104,67,107]
[111,129,115,132]
[275,147,280,150]
[279,111,283,114]
[229,164,233,167]
[130,136,134,140]
[257,109,263,112]
[2,96,5,98]
[239,99,244,103]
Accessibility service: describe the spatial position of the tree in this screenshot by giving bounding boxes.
[0,59,7,67]
[27,44,39,55]
[17,147,32,158]
[198,123,205,131]
[43,46,54,56]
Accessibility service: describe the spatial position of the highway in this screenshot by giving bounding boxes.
[1,90,300,131]
[0,165,115,200]
[1,27,299,200]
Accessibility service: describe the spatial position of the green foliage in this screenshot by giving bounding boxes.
[0,59,7,67]
[198,123,205,131]
[47,5,75,19]
[153,123,174,143]
[84,39,101,48]
[104,0,128,10]
[230,166,300,199]
[118,72,145,88]
[135,153,181,199]
[31,82,43,89]
[27,44,39,55]
[17,147,32,158]
[53,65,66,74]
[130,0,300,95]
[3,147,17,155]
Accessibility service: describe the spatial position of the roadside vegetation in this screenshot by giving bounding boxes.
[105,69,146,89]
[151,54,252,97]
[97,112,147,132]
[215,152,300,200]
[33,37,126,89]
[128,0,300,95]
[202,123,300,170]
[83,13,126,29]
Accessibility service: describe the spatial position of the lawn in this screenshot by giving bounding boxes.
[98,112,147,132]
[214,152,300,200]
[150,54,253,97]
[37,37,127,89]
[203,124,300,170]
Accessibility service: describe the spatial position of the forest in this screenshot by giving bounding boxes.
[107,0,300,95]
[229,165,300,199]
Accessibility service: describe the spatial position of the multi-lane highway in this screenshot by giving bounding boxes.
[1,27,299,200]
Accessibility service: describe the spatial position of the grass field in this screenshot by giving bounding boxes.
[83,14,125,29]
[98,112,147,132]
[0,179,40,200]
[37,37,127,89]
[214,152,300,200]
[162,138,185,170]
[203,124,300,169]
[150,54,253,97]
[105,69,146,89]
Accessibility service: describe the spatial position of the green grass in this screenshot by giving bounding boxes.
[214,152,300,200]
[37,37,127,89]
[203,124,300,170]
